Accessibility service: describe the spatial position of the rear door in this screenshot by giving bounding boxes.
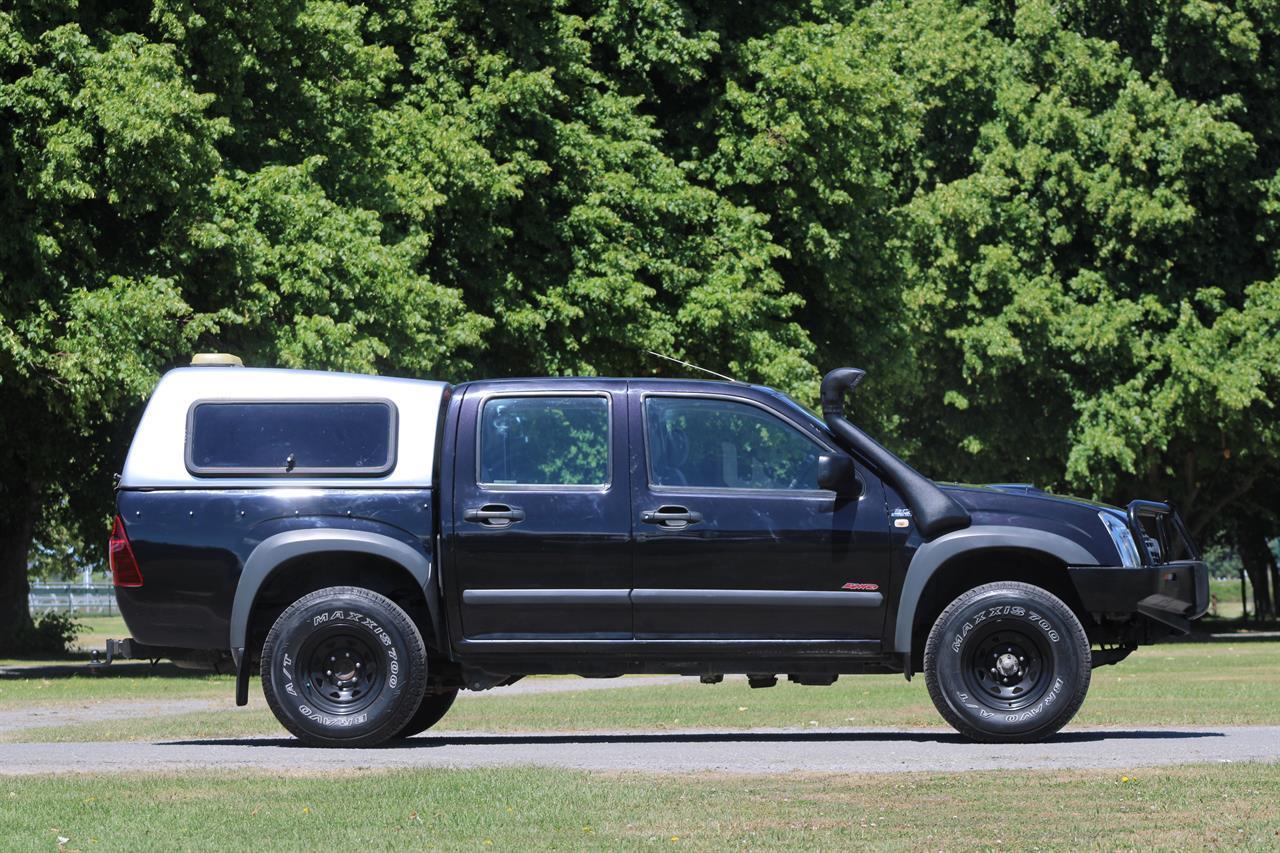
[450,381,632,639]
[629,387,891,641]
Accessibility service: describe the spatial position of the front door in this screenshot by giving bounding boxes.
[451,382,631,639]
[630,389,891,640]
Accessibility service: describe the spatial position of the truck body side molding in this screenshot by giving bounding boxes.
[631,589,883,608]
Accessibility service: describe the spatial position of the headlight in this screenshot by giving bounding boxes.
[1099,511,1143,567]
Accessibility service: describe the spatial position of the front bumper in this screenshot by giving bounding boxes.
[1068,559,1210,634]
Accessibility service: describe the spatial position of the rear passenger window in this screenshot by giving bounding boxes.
[187,401,396,475]
[479,396,609,487]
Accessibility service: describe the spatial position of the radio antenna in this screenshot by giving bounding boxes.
[646,350,737,383]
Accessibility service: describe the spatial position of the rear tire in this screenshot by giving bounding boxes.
[261,586,428,747]
[394,688,459,739]
[923,581,1090,743]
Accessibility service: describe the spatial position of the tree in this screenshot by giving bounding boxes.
[892,2,1280,535]
[0,7,485,648]
[693,0,1280,556]
[0,0,819,647]
[4,0,1280,644]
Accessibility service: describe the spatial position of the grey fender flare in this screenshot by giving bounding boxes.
[892,525,1096,657]
[229,528,443,653]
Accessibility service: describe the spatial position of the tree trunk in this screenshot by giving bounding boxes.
[0,479,40,652]
[1267,540,1280,620]
[1238,524,1276,621]
[1264,540,1274,622]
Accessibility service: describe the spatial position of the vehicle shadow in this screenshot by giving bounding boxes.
[0,662,219,680]
[167,728,1226,749]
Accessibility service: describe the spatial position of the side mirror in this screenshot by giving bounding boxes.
[817,453,857,493]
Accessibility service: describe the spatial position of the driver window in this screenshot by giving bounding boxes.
[644,396,824,491]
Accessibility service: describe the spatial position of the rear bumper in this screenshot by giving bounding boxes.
[1068,560,1210,634]
[115,585,230,650]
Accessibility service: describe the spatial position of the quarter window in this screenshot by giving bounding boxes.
[645,396,824,491]
[479,396,610,487]
[187,401,396,475]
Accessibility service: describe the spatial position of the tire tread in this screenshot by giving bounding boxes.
[923,581,1091,743]
[261,585,428,748]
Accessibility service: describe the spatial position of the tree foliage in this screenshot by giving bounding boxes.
[2,0,1280,637]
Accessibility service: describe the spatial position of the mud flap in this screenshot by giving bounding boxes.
[232,646,249,706]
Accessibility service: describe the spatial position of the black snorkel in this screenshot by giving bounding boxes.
[820,368,970,540]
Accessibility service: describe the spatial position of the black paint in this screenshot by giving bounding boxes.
[115,375,1209,679]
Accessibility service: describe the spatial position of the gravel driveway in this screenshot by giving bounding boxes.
[2,726,1277,775]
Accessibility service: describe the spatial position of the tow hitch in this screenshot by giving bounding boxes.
[90,638,146,667]
[89,638,181,668]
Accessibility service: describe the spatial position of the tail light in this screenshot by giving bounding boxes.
[109,515,144,587]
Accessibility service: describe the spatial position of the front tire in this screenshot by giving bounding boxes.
[261,586,428,747]
[924,581,1091,743]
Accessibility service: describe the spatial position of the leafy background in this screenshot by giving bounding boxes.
[2,0,1278,642]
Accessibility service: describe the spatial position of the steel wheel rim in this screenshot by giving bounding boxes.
[297,627,385,717]
[960,621,1054,713]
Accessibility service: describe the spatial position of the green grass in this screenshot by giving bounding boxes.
[72,615,129,653]
[6,640,1278,743]
[0,615,232,707]
[0,665,231,709]
[1209,577,1253,620]
[1,763,1277,850]
[0,615,132,668]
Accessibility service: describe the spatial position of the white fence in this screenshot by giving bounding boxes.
[29,582,116,615]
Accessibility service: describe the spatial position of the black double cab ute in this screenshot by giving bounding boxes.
[108,357,1209,745]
